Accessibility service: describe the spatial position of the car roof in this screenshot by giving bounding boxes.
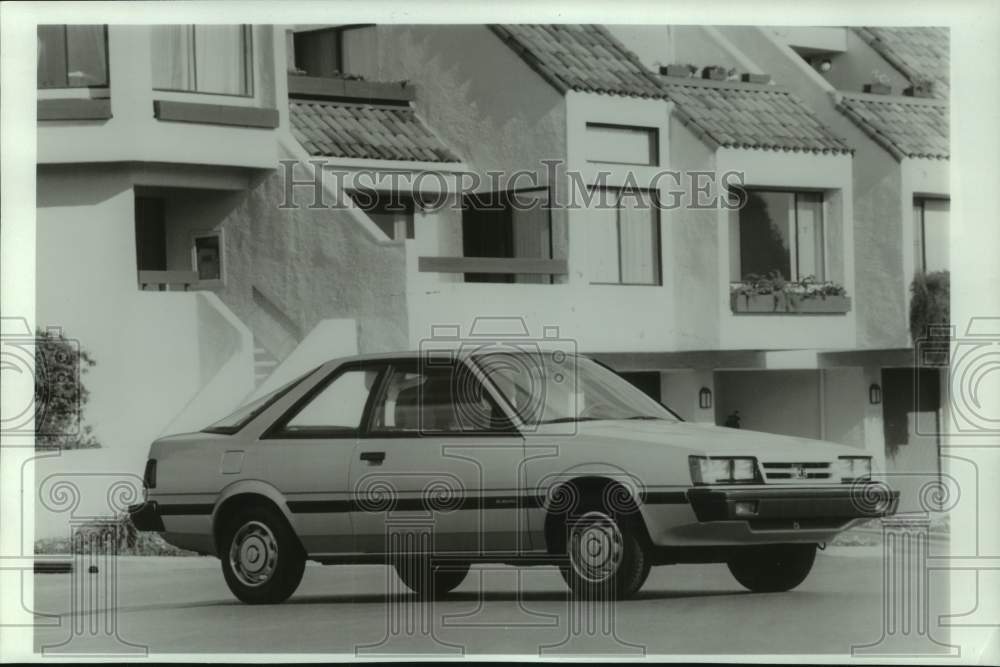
[319,348,579,368]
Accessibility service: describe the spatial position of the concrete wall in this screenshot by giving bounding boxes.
[38,25,284,168]
[661,370,716,423]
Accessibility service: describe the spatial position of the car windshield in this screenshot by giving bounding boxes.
[202,368,317,434]
[473,353,680,426]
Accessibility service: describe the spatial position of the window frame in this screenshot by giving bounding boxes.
[584,122,660,167]
[732,187,827,283]
[262,361,388,440]
[586,186,663,287]
[461,186,556,284]
[913,196,950,273]
[363,359,520,438]
[151,25,255,98]
[37,24,110,90]
[190,229,225,287]
[347,189,416,241]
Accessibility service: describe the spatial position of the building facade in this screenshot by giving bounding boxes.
[34,23,948,530]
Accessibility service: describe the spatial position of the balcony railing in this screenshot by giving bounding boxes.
[417,257,568,276]
[138,270,199,291]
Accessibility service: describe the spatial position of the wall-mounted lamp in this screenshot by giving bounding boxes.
[817,58,833,73]
[699,387,713,410]
[869,383,882,405]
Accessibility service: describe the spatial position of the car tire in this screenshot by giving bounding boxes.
[394,559,470,598]
[727,543,817,593]
[558,499,650,600]
[219,504,305,604]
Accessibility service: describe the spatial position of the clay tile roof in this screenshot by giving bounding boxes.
[836,93,949,160]
[489,24,664,98]
[659,77,853,155]
[289,100,460,163]
[854,27,949,99]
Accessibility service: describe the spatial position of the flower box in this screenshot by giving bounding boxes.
[660,64,695,78]
[702,66,729,81]
[730,291,852,314]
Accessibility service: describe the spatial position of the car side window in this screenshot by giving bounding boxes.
[275,367,379,436]
[368,362,511,435]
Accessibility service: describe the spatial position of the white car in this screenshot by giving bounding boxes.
[129,351,898,603]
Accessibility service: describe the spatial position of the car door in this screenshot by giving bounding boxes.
[349,358,528,557]
[258,362,383,555]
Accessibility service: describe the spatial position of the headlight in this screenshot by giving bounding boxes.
[689,456,760,485]
[838,456,872,482]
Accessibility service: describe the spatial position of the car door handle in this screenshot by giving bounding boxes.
[360,451,385,464]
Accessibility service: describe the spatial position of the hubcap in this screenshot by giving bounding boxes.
[228,520,278,587]
[568,511,623,583]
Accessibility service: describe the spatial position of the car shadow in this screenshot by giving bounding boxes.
[283,588,748,605]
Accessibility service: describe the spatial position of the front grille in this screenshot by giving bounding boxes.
[760,461,832,484]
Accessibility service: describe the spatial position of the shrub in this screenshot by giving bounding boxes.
[34,328,100,449]
[34,515,201,556]
[909,270,950,346]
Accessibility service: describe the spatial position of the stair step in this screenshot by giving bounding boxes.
[255,359,278,369]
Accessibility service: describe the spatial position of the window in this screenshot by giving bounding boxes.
[276,368,380,436]
[913,197,949,273]
[462,189,554,284]
[292,26,375,77]
[193,233,223,282]
[585,123,659,166]
[348,190,414,241]
[202,368,317,435]
[733,189,824,281]
[585,188,661,285]
[369,363,510,434]
[37,25,108,89]
[474,353,679,427]
[152,25,252,96]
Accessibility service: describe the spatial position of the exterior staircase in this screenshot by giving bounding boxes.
[253,342,280,387]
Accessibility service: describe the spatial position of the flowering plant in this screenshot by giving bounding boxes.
[731,271,847,300]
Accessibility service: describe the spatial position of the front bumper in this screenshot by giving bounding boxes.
[687,484,899,524]
[127,501,165,532]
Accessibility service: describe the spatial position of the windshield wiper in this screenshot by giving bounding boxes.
[624,415,667,420]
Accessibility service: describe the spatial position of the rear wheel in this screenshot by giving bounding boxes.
[219,504,305,604]
[727,543,817,593]
[394,559,470,598]
[558,504,650,600]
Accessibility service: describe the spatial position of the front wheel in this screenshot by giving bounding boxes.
[727,543,817,593]
[559,508,650,600]
[220,505,305,604]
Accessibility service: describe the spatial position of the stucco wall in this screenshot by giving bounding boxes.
[210,158,409,357]
[667,117,723,350]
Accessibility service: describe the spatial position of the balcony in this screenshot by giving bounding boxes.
[417,257,568,281]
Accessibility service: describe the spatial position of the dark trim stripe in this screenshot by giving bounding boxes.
[38,98,112,121]
[157,503,214,516]
[153,100,279,129]
[286,492,688,514]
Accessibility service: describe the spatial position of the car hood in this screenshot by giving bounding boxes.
[530,419,861,461]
